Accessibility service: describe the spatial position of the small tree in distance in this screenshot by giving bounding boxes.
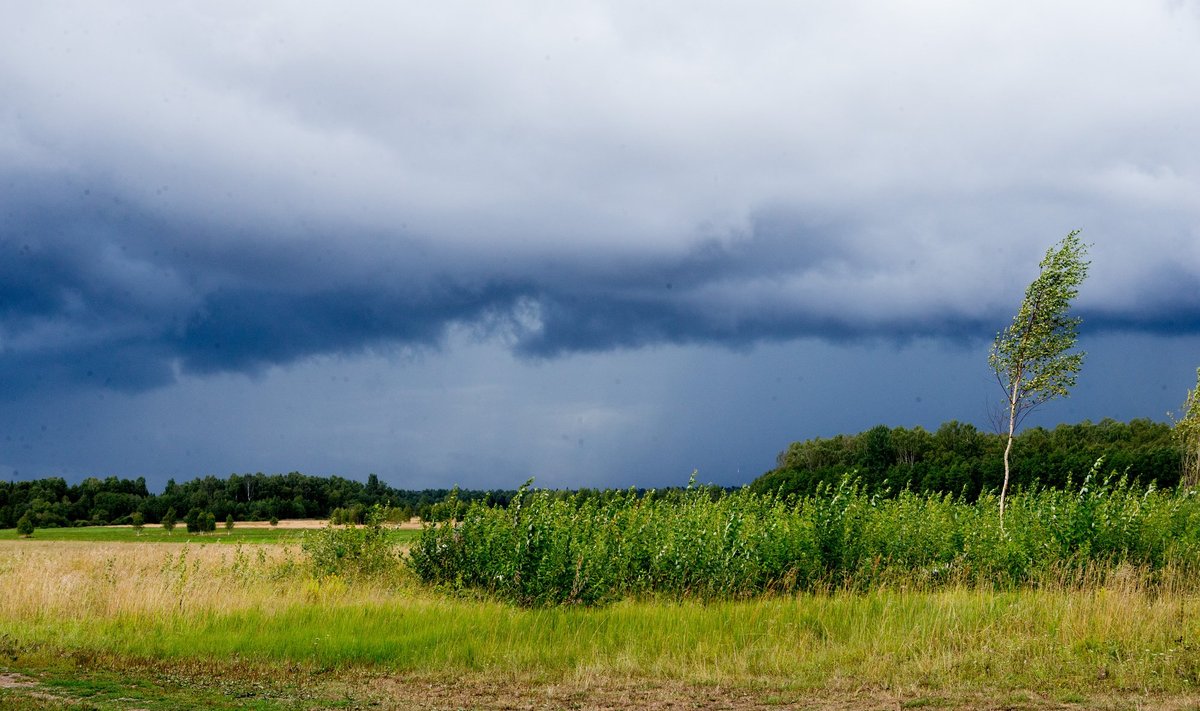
[162,507,177,534]
[131,511,145,535]
[185,508,201,534]
[990,230,1090,528]
[225,514,235,532]
[16,513,34,538]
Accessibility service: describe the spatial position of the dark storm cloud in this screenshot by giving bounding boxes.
[174,281,529,374]
[2,2,1199,402]
[1081,262,1200,336]
[5,186,1193,401]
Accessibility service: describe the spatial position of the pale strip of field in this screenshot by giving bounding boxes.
[97,517,426,530]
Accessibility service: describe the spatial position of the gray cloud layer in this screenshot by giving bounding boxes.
[2,2,1199,400]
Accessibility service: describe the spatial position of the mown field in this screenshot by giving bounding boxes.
[0,522,420,545]
[3,484,1200,710]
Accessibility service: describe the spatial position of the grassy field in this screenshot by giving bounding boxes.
[0,523,420,545]
[2,539,1200,709]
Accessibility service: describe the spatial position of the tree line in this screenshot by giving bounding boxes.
[750,418,1181,499]
[0,415,1188,531]
[0,471,516,529]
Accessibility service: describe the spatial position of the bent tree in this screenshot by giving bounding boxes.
[990,231,1089,527]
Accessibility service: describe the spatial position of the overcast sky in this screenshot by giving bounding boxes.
[2,2,1198,491]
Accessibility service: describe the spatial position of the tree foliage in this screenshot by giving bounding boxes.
[0,471,502,530]
[1173,368,1200,487]
[989,231,1089,524]
[752,418,1179,499]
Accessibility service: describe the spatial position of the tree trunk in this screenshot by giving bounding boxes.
[1000,389,1018,531]
[1185,443,1200,488]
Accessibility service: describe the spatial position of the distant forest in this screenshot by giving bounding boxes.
[0,472,516,529]
[751,418,1180,498]
[0,418,1185,529]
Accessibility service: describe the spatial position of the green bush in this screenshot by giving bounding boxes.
[408,474,1200,606]
[302,505,400,581]
[16,513,34,537]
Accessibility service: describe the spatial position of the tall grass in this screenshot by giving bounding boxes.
[2,540,1199,692]
[409,472,1200,605]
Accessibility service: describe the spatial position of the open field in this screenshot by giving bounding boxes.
[0,520,422,545]
[2,540,1200,709]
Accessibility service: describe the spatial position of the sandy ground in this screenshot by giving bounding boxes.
[6,669,1200,711]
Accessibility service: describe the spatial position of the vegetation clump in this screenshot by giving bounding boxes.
[410,472,1200,606]
[302,506,399,581]
[1172,367,1200,487]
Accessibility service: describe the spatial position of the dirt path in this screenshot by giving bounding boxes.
[5,667,1200,710]
[356,678,1200,711]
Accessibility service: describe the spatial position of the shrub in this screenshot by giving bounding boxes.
[185,508,201,534]
[409,474,1200,606]
[16,513,34,538]
[302,505,399,581]
[131,511,145,534]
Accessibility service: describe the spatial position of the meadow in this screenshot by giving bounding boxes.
[0,522,421,545]
[3,482,1200,710]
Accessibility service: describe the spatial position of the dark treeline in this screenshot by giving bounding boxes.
[2,418,1184,529]
[0,467,715,530]
[0,471,520,529]
[751,418,1180,498]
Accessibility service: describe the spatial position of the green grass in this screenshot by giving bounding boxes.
[7,583,1200,690]
[0,653,357,710]
[4,540,1200,708]
[0,526,420,545]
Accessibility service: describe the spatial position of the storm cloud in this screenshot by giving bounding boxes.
[1,2,1198,486]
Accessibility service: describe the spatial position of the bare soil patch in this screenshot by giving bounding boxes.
[0,672,38,689]
[7,662,1200,710]
[356,676,1200,711]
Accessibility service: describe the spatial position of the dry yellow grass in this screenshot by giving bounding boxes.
[0,540,312,620]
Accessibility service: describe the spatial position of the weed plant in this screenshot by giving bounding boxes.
[301,506,401,581]
[409,470,1200,605]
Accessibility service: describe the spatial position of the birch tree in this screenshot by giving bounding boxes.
[989,231,1089,527]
